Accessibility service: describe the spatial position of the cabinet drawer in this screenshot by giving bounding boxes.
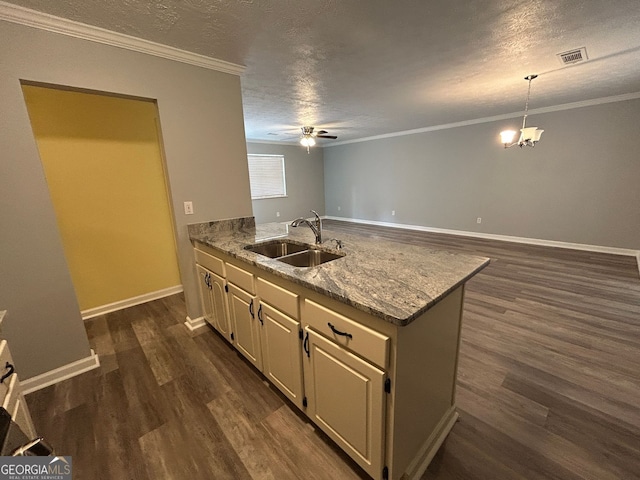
[226,262,255,294]
[304,300,390,369]
[194,248,225,277]
[257,277,299,319]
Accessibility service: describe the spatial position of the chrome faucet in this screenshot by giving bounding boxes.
[291,210,323,244]
[327,238,343,250]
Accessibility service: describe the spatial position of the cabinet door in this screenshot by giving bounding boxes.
[3,372,37,440]
[304,328,386,479]
[196,265,215,326]
[208,270,232,343]
[0,341,36,439]
[196,265,232,343]
[228,283,262,371]
[260,302,304,408]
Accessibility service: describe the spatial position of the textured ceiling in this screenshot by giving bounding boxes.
[5,0,640,143]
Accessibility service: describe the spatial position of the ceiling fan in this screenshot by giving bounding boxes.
[300,126,337,153]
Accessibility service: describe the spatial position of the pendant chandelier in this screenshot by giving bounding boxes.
[500,75,544,148]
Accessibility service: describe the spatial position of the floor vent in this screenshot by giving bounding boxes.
[557,47,588,65]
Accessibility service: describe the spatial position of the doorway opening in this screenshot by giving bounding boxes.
[21,82,181,318]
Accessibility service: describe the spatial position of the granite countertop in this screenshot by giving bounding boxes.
[190,219,490,326]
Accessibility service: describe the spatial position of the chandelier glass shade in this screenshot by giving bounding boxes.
[300,135,316,147]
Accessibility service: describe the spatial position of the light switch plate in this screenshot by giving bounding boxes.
[184,201,194,215]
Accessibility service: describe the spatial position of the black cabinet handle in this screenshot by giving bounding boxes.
[328,322,353,339]
[249,299,254,318]
[303,331,310,357]
[257,304,263,325]
[1,362,15,384]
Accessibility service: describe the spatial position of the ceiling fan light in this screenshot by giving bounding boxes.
[300,136,313,147]
[500,130,517,145]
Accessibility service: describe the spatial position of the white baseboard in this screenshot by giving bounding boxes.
[184,315,208,334]
[22,349,100,395]
[81,285,183,320]
[324,216,640,259]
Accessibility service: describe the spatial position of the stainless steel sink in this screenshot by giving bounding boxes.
[244,240,309,258]
[245,240,345,267]
[276,249,344,267]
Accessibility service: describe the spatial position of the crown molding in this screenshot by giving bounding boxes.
[246,139,301,147]
[327,91,640,147]
[0,1,245,75]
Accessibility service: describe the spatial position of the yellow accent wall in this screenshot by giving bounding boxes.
[22,85,181,311]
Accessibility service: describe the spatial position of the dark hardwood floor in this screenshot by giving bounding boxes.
[26,220,640,479]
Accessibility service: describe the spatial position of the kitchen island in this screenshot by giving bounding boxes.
[189,217,489,480]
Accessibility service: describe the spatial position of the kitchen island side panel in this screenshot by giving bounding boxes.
[389,286,464,478]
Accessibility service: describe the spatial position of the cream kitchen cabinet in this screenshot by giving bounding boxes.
[256,277,304,409]
[192,240,469,480]
[304,328,386,478]
[207,270,232,341]
[226,263,263,371]
[194,249,232,342]
[0,339,37,441]
[195,265,232,342]
[303,299,390,479]
[195,246,306,407]
[195,264,214,323]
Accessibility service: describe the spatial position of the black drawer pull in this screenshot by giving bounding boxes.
[303,332,310,357]
[249,299,254,318]
[257,304,263,325]
[1,362,15,384]
[328,323,352,339]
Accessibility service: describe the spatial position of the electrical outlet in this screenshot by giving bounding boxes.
[184,201,194,215]
[392,210,396,216]
[337,206,341,211]
[477,217,482,224]
[276,211,280,217]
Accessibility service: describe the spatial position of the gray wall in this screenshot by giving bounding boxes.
[1,20,252,378]
[324,98,640,250]
[247,142,325,223]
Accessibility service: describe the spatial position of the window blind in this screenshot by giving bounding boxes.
[247,154,286,199]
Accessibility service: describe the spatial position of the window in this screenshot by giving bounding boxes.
[247,154,287,199]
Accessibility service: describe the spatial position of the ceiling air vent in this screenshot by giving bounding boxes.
[557,47,588,65]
